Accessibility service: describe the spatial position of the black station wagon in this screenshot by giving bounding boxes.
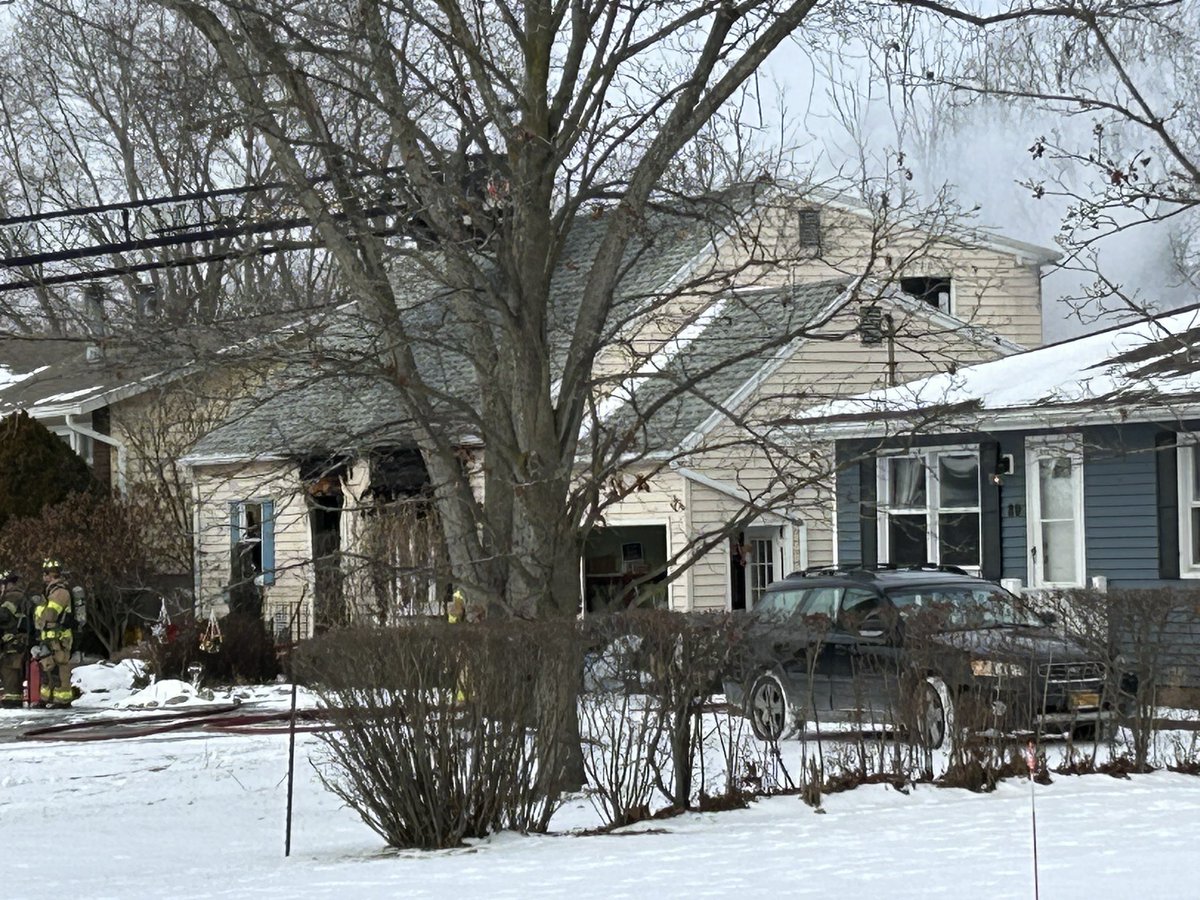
[725,565,1127,747]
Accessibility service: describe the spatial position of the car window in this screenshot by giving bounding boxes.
[886,584,1042,628]
[838,588,882,626]
[799,587,840,619]
[755,589,806,615]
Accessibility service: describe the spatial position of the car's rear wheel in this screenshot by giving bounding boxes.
[747,672,798,742]
[915,676,955,751]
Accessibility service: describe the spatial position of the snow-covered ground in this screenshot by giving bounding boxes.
[1,663,1198,898]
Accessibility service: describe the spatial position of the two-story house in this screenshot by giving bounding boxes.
[178,181,1058,634]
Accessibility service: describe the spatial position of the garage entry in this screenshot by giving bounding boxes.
[582,524,669,613]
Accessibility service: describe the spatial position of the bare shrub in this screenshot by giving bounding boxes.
[579,619,662,828]
[1039,587,1196,771]
[700,702,757,809]
[1167,731,1200,775]
[0,490,164,655]
[576,611,750,826]
[633,610,740,810]
[294,618,582,849]
[145,612,279,684]
[1107,588,1193,770]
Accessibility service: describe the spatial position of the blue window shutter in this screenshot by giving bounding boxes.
[262,500,276,585]
[858,458,877,567]
[1156,431,1179,580]
[230,502,241,548]
[979,442,1002,581]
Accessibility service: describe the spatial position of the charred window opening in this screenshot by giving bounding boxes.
[360,447,446,620]
[303,457,349,633]
[899,276,952,314]
[229,499,273,618]
[367,447,431,502]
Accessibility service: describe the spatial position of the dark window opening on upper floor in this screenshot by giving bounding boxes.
[900,276,952,314]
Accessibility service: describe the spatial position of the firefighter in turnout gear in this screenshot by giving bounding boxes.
[35,559,75,708]
[0,570,30,708]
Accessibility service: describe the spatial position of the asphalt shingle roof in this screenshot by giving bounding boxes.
[600,279,850,453]
[0,335,155,414]
[186,187,765,461]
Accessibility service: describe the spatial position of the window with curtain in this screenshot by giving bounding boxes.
[878,450,981,568]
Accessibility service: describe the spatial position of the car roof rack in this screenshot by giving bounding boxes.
[789,562,972,579]
[900,563,971,576]
[790,565,886,581]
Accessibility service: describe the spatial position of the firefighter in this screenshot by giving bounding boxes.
[0,569,29,708]
[448,589,466,624]
[447,588,473,703]
[34,559,75,708]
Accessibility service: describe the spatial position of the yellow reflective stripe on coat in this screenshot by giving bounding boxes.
[46,598,66,614]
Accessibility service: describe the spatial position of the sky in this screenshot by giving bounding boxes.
[758,25,1195,343]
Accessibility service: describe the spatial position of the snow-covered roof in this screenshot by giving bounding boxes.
[796,305,1200,435]
[0,336,132,417]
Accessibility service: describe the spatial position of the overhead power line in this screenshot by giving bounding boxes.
[0,167,414,294]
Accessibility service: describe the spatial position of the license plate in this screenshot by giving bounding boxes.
[1070,692,1100,709]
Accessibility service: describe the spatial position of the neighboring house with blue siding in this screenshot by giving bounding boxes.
[796,307,1200,687]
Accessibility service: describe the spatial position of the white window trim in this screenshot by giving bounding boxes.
[50,426,93,466]
[1178,437,1200,578]
[1025,435,1086,588]
[876,445,982,571]
[742,522,793,611]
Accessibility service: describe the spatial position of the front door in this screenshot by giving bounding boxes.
[741,526,785,611]
[1026,438,1085,588]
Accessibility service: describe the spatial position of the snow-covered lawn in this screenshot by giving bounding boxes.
[1,663,1198,898]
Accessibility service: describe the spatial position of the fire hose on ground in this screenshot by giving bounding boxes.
[18,704,334,741]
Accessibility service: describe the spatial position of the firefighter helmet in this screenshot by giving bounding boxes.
[42,558,63,574]
[0,569,16,583]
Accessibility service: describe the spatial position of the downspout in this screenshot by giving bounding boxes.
[185,462,203,620]
[66,414,127,494]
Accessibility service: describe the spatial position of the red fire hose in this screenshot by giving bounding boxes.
[18,705,333,741]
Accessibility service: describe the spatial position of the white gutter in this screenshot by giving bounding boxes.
[66,414,127,494]
[178,452,289,467]
[788,397,1200,441]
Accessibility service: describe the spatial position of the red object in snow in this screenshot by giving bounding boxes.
[25,657,41,707]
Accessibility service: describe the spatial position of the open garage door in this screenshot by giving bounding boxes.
[582,524,669,613]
